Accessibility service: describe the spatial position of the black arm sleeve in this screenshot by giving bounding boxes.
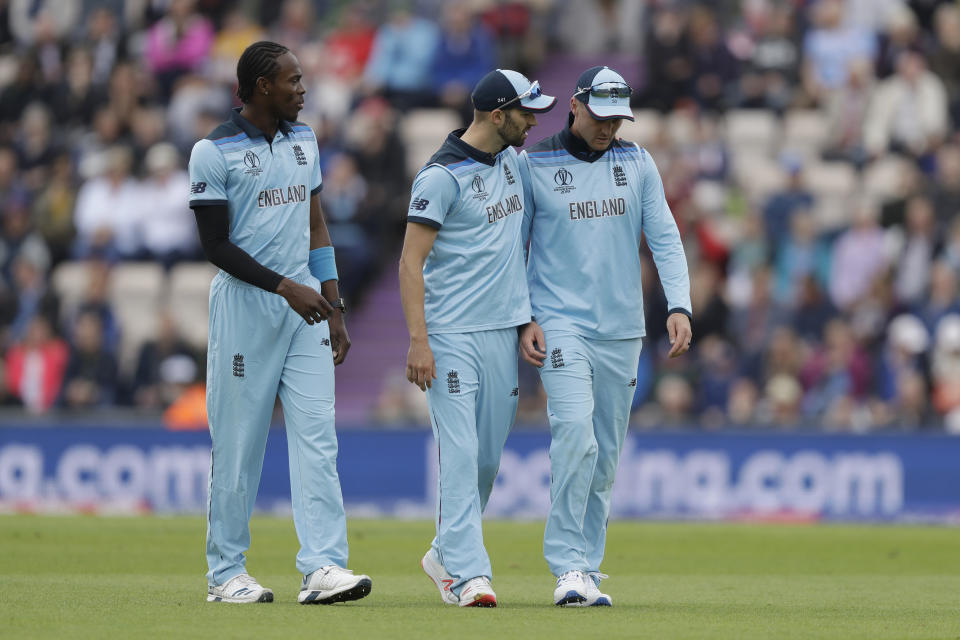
[192,204,285,293]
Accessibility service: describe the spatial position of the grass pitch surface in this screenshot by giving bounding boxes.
[1,516,959,639]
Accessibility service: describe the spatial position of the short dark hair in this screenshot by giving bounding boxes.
[236,41,290,103]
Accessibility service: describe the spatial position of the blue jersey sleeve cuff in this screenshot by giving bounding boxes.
[667,307,692,321]
[311,184,323,196]
[407,216,442,230]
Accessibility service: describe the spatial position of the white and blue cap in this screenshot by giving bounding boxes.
[472,69,557,113]
[574,66,634,121]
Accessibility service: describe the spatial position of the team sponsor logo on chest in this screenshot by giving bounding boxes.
[258,184,307,208]
[486,194,522,223]
[569,197,627,220]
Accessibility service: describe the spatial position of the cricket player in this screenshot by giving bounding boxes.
[188,41,371,605]
[399,69,556,607]
[517,66,693,606]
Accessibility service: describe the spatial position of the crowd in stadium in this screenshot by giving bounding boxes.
[0,0,959,431]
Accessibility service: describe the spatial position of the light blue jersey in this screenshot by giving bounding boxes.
[407,130,531,334]
[518,127,691,339]
[188,108,323,279]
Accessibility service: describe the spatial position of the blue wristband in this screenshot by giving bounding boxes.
[308,246,338,283]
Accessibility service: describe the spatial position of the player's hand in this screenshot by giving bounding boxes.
[328,309,351,366]
[519,321,546,367]
[666,312,692,358]
[276,278,334,325]
[406,336,437,391]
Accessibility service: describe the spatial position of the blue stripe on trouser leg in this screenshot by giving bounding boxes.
[425,328,519,594]
[539,332,643,577]
[583,337,643,574]
[205,275,292,587]
[279,312,349,575]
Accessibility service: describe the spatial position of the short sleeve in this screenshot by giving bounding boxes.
[188,139,228,208]
[311,135,323,196]
[406,165,460,229]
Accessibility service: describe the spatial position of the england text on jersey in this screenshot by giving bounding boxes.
[568,197,626,220]
[257,184,308,208]
[486,194,523,224]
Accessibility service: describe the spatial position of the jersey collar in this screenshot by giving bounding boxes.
[445,128,502,166]
[231,107,294,142]
[559,113,608,163]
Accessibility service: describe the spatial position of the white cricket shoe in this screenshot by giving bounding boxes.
[421,548,459,605]
[207,573,274,603]
[582,572,612,607]
[458,576,497,607]
[298,565,373,604]
[553,570,588,606]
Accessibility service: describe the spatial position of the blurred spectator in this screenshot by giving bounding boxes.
[931,314,960,418]
[875,5,925,79]
[930,4,960,127]
[7,254,58,345]
[479,1,545,75]
[915,259,960,334]
[640,7,691,112]
[269,0,317,51]
[928,143,960,232]
[362,5,439,111]
[3,314,67,412]
[9,0,79,48]
[0,54,45,133]
[792,274,837,342]
[760,373,803,427]
[828,201,888,310]
[0,192,50,284]
[891,194,937,306]
[431,1,496,124]
[940,216,960,274]
[689,261,727,340]
[135,142,198,268]
[687,6,738,112]
[734,4,801,112]
[32,152,77,265]
[726,377,759,426]
[130,312,198,410]
[876,313,929,407]
[72,145,141,260]
[323,3,375,82]
[799,317,872,418]
[552,0,646,58]
[209,7,266,84]
[774,210,831,308]
[70,258,120,354]
[80,6,124,87]
[144,0,214,99]
[864,49,948,161]
[60,308,118,408]
[762,155,813,249]
[694,335,738,427]
[51,47,102,130]
[822,57,874,165]
[802,0,876,104]
[15,102,57,190]
[318,152,374,297]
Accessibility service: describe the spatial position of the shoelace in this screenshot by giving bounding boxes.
[232,574,258,588]
[587,571,609,584]
[557,570,584,586]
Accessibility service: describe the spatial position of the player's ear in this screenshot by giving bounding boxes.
[490,109,504,126]
[255,75,271,97]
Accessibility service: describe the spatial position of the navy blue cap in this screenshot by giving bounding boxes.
[574,66,634,121]
[472,69,556,113]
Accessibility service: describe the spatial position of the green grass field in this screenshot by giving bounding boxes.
[2,516,959,639]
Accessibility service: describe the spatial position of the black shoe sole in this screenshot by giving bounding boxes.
[300,578,372,605]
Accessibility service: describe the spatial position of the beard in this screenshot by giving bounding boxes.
[498,112,526,147]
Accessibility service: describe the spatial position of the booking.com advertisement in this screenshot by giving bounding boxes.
[1,426,958,522]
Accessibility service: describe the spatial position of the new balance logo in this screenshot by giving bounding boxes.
[510,387,519,397]
[321,338,330,346]
[232,354,244,378]
[447,370,460,394]
[613,165,628,186]
[628,378,637,387]
[292,144,307,166]
[550,348,564,368]
[190,181,207,194]
[410,198,429,211]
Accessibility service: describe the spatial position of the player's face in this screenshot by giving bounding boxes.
[266,52,305,122]
[570,99,623,151]
[497,108,537,147]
